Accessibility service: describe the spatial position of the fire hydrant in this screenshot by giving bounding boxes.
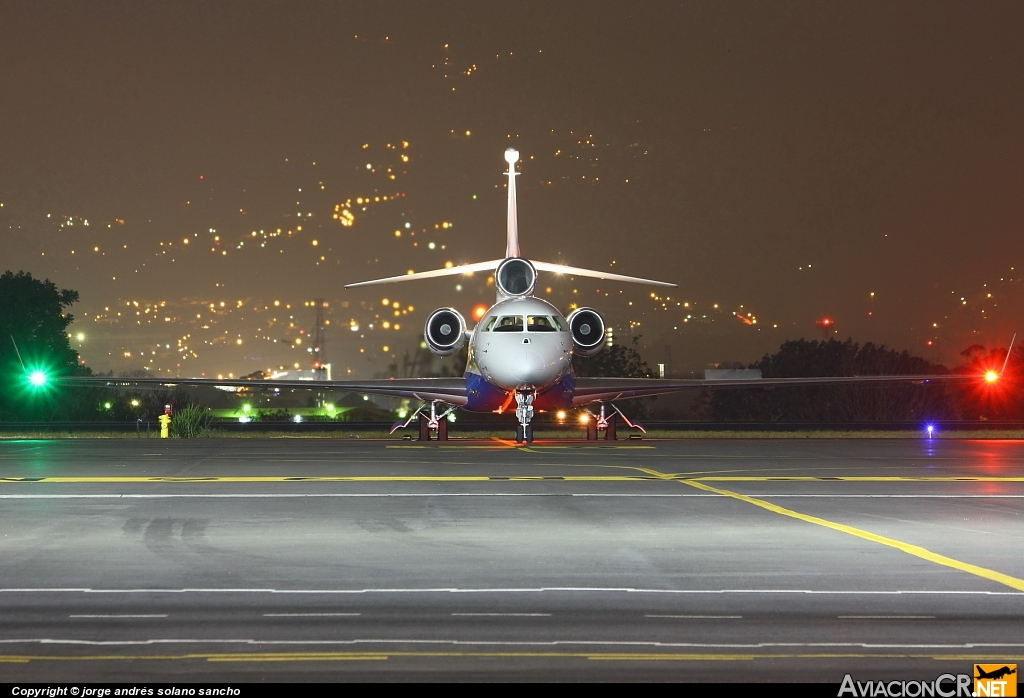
[159,404,172,438]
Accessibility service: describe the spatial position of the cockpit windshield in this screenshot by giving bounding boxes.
[491,315,525,332]
[526,316,558,332]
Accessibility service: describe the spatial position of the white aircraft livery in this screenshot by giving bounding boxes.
[60,148,1010,442]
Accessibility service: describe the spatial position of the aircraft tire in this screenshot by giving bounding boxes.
[515,425,524,443]
[525,425,534,444]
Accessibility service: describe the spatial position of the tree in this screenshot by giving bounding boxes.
[0,270,92,420]
[704,338,953,422]
[574,335,652,378]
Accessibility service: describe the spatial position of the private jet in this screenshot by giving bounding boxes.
[55,148,1011,443]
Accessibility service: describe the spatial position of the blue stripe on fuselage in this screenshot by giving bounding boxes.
[464,370,575,413]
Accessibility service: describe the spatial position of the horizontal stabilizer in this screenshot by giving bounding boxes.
[531,261,675,287]
[345,260,502,288]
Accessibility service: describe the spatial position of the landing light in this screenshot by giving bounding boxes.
[28,371,47,387]
[985,371,999,383]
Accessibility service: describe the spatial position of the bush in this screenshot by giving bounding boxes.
[170,404,212,438]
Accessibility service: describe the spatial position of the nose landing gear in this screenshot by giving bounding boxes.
[514,388,535,444]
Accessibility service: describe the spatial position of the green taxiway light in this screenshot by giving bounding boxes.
[28,370,48,387]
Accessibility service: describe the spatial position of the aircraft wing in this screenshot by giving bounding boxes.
[57,376,469,405]
[571,373,987,406]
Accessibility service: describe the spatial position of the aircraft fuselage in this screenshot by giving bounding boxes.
[465,296,575,413]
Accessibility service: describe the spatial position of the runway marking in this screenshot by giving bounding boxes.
[1,587,1021,596]
[0,476,646,483]
[4,493,1023,500]
[450,613,551,617]
[645,615,743,619]
[3,638,1023,649]
[69,614,168,619]
[3,475,1024,484]
[263,613,360,617]
[682,480,1024,593]
[838,616,935,619]
[385,445,654,450]
[1,649,1023,664]
[692,472,1024,478]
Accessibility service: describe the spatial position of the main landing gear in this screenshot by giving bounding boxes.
[514,388,535,444]
[583,403,647,441]
[390,401,456,441]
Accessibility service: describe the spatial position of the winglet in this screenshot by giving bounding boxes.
[10,336,26,371]
[1000,333,1016,375]
[505,148,520,258]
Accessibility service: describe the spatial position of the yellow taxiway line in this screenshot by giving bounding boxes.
[681,479,1024,592]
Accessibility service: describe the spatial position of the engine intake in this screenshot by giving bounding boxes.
[424,307,467,357]
[495,258,537,297]
[566,307,605,357]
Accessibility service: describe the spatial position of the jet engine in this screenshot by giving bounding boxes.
[566,307,605,357]
[495,257,537,297]
[424,307,467,356]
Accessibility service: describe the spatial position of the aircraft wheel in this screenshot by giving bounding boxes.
[515,425,524,443]
[525,425,534,444]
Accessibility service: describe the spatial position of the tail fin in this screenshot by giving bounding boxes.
[505,148,520,258]
[344,148,676,290]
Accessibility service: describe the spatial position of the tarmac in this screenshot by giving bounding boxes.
[0,436,1022,682]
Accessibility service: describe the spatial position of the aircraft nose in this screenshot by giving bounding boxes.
[510,349,547,383]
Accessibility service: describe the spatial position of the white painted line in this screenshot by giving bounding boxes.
[451,613,551,617]
[838,615,936,619]
[0,587,1019,596]
[1,637,1023,650]
[645,614,743,619]
[69,614,168,619]
[263,613,360,617]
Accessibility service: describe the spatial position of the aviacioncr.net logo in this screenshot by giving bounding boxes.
[838,673,972,697]
[974,664,1017,697]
